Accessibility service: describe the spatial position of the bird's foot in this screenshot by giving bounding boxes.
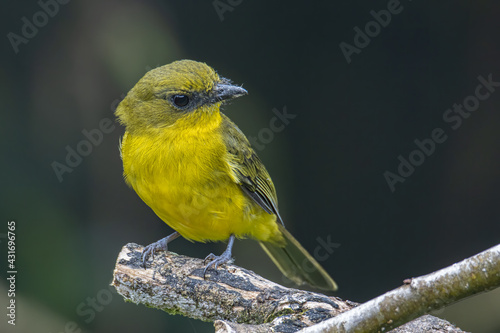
[203,235,236,278]
[141,232,180,268]
[203,252,234,278]
[141,240,167,268]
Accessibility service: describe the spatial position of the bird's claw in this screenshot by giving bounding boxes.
[203,252,233,278]
[204,253,216,264]
[141,239,169,268]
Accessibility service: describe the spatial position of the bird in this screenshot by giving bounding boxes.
[115,59,337,291]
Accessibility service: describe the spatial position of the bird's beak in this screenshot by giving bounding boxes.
[212,82,248,103]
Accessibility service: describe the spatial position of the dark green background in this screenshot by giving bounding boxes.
[2,0,500,332]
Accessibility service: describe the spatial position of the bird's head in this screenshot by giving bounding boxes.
[115,60,247,131]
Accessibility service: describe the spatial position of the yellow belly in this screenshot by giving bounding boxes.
[120,120,280,243]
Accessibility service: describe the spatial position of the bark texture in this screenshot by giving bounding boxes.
[111,243,489,332]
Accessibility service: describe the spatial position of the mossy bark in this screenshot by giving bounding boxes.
[111,242,494,333]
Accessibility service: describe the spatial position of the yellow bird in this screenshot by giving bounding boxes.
[115,60,337,291]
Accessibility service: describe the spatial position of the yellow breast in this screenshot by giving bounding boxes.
[120,111,279,243]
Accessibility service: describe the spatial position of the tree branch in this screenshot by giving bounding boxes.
[110,243,497,332]
[111,243,352,326]
[299,243,500,333]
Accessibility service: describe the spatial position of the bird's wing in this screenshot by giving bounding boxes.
[220,114,284,226]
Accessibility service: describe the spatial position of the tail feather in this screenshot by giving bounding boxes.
[259,224,338,291]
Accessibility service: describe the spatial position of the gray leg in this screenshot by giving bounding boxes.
[141,231,181,267]
[203,234,235,278]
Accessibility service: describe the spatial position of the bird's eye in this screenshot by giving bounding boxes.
[172,95,190,108]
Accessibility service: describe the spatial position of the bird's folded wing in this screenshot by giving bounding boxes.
[220,114,284,226]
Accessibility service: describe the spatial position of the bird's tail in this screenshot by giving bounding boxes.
[259,224,338,291]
